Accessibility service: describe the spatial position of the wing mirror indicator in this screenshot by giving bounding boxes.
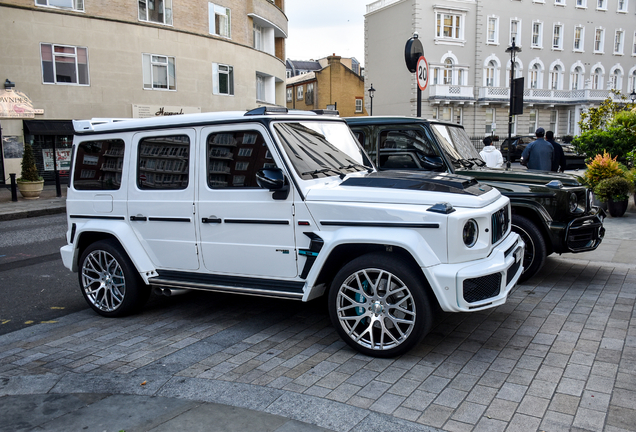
[256,168,290,200]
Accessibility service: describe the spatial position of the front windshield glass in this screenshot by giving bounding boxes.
[273,121,372,180]
[431,124,483,168]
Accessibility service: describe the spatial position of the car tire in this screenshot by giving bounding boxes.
[78,239,149,317]
[328,252,433,357]
[512,215,547,283]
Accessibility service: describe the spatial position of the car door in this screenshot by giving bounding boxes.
[127,128,199,270]
[197,124,298,278]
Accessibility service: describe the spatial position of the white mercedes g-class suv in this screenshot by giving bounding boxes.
[60,107,524,357]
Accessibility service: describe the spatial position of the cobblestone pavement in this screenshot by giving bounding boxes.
[1,250,635,431]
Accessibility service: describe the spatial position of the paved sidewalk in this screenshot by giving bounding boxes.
[1,184,635,431]
[0,184,67,221]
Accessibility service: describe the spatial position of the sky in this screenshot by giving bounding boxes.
[285,0,370,65]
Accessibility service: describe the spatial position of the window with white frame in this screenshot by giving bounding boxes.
[455,107,463,125]
[209,3,231,38]
[617,0,628,11]
[529,63,541,88]
[485,108,495,133]
[567,110,575,134]
[253,23,263,51]
[435,11,463,41]
[296,85,303,100]
[553,24,563,50]
[596,0,606,9]
[633,32,636,55]
[532,22,543,48]
[549,111,558,134]
[576,0,586,6]
[528,109,538,133]
[572,66,583,89]
[594,28,604,53]
[485,60,497,86]
[458,69,466,85]
[142,53,175,90]
[305,83,314,104]
[591,67,603,89]
[630,70,636,91]
[550,65,563,89]
[212,63,233,95]
[614,31,624,54]
[40,43,89,85]
[609,69,622,90]
[443,58,454,84]
[139,0,172,25]
[256,75,265,101]
[355,98,363,113]
[487,17,499,44]
[573,26,584,51]
[286,88,292,102]
[35,0,83,11]
[555,0,565,5]
[510,20,520,46]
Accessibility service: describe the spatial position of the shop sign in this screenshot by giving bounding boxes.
[42,148,72,171]
[0,89,44,118]
[132,104,201,119]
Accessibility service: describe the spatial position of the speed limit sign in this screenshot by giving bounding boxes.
[417,56,428,91]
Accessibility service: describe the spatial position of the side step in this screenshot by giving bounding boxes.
[150,270,305,300]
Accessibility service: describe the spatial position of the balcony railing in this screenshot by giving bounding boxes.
[428,85,475,99]
[477,86,620,104]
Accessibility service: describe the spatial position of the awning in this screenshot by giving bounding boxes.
[23,120,74,136]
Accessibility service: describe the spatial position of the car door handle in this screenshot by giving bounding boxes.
[130,215,147,221]
[202,217,222,224]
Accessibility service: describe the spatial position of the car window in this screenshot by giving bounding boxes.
[431,124,481,162]
[137,135,189,190]
[73,139,125,190]
[376,129,440,169]
[206,130,275,188]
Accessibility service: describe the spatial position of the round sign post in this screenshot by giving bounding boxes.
[416,56,428,91]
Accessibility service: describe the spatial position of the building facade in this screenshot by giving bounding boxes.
[364,0,636,139]
[286,55,367,117]
[0,0,287,184]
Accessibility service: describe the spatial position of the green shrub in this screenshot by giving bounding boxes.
[572,128,636,161]
[18,142,42,182]
[594,176,633,202]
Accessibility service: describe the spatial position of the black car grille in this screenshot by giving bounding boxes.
[491,205,510,244]
[463,273,502,303]
[506,259,521,285]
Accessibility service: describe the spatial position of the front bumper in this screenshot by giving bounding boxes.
[424,232,525,313]
[566,208,605,253]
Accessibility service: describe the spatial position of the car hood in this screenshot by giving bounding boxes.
[304,171,503,208]
[458,167,583,187]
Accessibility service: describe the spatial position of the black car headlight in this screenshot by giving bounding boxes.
[463,219,479,247]
[569,193,578,213]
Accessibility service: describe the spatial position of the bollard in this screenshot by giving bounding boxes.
[9,173,18,202]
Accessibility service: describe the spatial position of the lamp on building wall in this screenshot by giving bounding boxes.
[4,79,15,90]
[368,84,376,116]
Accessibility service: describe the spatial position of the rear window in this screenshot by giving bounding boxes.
[73,139,125,190]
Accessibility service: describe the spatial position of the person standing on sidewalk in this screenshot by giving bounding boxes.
[546,130,566,172]
[521,127,553,171]
[479,136,504,168]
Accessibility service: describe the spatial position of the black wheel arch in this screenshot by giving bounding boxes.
[510,202,554,255]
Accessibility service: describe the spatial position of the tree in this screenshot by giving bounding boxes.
[18,142,42,182]
[578,90,636,133]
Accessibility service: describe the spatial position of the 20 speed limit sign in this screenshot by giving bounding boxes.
[417,56,428,91]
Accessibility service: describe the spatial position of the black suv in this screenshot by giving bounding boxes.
[500,135,586,169]
[346,117,605,282]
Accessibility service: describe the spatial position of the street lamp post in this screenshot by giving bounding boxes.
[505,38,521,169]
[368,84,376,116]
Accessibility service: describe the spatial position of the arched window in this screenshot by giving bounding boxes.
[609,69,622,91]
[443,58,454,85]
[485,60,497,86]
[572,66,583,90]
[550,65,562,90]
[592,67,603,89]
[529,63,541,89]
[631,70,636,92]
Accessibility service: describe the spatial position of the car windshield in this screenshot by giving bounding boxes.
[273,121,372,180]
[431,124,483,168]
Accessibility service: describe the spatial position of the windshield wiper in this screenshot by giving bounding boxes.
[450,157,474,168]
[467,158,486,167]
[338,163,373,173]
[302,168,345,179]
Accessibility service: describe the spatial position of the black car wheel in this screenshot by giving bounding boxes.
[512,215,547,283]
[328,252,433,357]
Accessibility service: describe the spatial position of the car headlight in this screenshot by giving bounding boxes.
[463,219,479,248]
[569,193,578,213]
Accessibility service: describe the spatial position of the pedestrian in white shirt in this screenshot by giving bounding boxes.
[479,136,503,168]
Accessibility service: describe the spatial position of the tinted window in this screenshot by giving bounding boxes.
[137,135,189,190]
[377,129,440,169]
[73,139,125,190]
[206,131,274,188]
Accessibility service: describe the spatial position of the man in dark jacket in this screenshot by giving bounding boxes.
[546,130,566,172]
[521,127,553,171]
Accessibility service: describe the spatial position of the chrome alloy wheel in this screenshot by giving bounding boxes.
[335,268,416,351]
[81,249,126,312]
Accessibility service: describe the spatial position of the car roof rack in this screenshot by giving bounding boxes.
[244,106,288,116]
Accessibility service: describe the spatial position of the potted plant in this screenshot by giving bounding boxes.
[593,176,633,217]
[583,152,624,210]
[17,142,44,199]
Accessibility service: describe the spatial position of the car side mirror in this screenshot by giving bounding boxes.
[256,168,290,200]
[419,155,445,171]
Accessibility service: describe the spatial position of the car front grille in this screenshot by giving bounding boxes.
[463,273,502,303]
[506,259,521,285]
[491,205,510,244]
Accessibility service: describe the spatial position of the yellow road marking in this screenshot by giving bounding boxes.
[41,321,58,324]
[24,320,34,324]
[1,319,10,325]
[51,307,65,310]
